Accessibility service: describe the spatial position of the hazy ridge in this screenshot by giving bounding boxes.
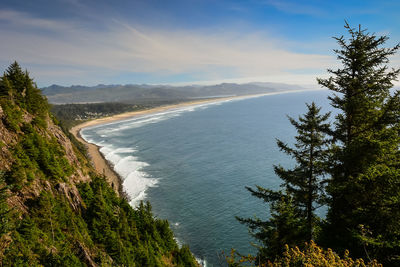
[41,82,306,104]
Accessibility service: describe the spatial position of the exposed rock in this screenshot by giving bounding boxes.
[55,183,84,212]
[75,241,100,267]
[0,119,17,171]
[22,110,33,124]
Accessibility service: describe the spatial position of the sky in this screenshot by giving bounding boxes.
[0,0,399,87]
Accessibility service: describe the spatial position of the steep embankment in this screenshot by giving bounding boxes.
[69,123,122,196]
[0,62,197,266]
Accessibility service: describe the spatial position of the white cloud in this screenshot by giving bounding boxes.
[0,9,336,86]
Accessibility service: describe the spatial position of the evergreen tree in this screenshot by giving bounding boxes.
[4,62,26,105]
[275,102,330,241]
[0,75,11,97]
[237,190,304,261]
[237,102,330,261]
[318,23,400,264]
[0,61,48,117]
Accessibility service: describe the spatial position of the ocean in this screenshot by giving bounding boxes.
[81,89,332,266]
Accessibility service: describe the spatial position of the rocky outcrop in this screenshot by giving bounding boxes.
[75,241,103,267]
[54,182,84,212]
[0,110,17,171]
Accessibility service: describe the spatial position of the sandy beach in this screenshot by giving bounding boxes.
[69,90,308,195]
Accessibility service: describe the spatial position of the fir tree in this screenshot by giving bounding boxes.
[274,102,330,241]
[237,190,304,261]
[318,23,400,264]
[0,61,48,117]
[237,102,330,261]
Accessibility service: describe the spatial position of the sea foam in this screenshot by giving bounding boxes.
[98,145,158,206]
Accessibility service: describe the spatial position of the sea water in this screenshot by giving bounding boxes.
[81,89,332,266]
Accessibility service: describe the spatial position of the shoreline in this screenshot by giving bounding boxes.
[75,129,125,196]
[69,90,316,196]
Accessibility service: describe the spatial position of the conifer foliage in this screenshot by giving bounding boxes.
[275,102,330,241]
[0,61,48,117]
[237,102,330,261]
[318,23,400,264]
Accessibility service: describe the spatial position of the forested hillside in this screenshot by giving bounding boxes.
[0,62,197,266]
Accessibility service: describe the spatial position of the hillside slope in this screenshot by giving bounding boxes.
[0,62,197,266]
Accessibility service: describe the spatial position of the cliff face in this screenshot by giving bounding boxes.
[0,105,89,213]
[0,62,198,266]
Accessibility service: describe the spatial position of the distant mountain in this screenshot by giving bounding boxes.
[41,82,307,104]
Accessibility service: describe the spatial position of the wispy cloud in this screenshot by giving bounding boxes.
[0,9,335,86]
[0,9,75,32]
[261,0,325,16]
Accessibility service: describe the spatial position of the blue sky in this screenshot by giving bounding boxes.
[0,0,399,87]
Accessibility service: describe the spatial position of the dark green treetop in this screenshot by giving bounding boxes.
[0,61,48,118]
[317,22,399,147]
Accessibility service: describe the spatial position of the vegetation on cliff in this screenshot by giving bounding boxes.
[0,62,197,266]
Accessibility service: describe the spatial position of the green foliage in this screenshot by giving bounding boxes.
[2,191,91,266]
[0,98,22,131]
[22,125,74,180]
[0,62,48,132]
[5,140,34,190]
[78,176,194,266]
[5,123,73,189]
[59,121,88,158]
[238,191,305,262]
[172,245,198,267]
[237,103,330,262]
[227,241,382,267]
[2,177,197,266]
[0,172,12,236]
[274,102,330,240]
[0,61,49,118]
[317,23,400,264]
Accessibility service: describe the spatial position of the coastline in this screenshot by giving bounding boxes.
[74,129,124,196]
[69,94,263,196]
[69,90,314,196]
